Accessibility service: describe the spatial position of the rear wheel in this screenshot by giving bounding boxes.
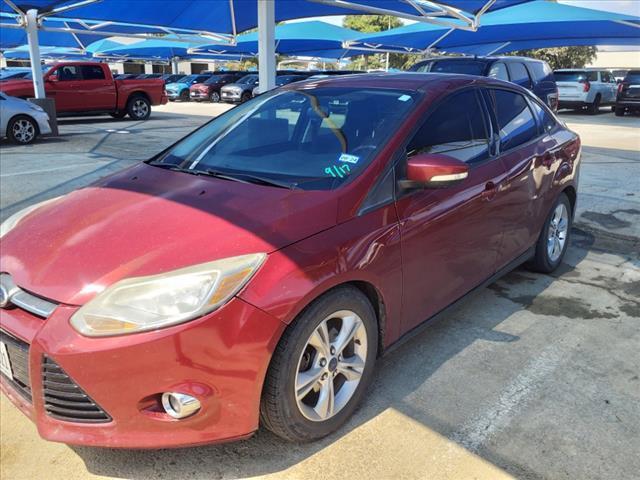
[587,94,601,115]
[7,115,38,145]
[615,106,625,117]
[210,91,220,103]
[127,95,151,120]
[180,89,190,102]
[261,286,378,442]
[527,193,572,273]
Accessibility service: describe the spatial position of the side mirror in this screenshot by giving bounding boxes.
[401,153,469,189]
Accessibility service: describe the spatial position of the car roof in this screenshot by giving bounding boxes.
[419,55,545,63]
[286,72,516,92]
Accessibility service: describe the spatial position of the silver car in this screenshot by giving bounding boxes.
[554,68,618,114]
[0,92,52,144]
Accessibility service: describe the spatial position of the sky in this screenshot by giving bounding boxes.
[288,0,640,26]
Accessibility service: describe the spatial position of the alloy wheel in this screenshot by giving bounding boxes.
[547,203,569,262]
[12,119,35,144]
[295,310,368,422]
[132,99,149,119]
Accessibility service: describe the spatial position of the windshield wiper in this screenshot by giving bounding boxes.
[203,169,297,189]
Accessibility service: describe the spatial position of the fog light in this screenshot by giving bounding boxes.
[161,392,201,419]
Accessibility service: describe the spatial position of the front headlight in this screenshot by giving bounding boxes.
[70,253,266,337]
[0,196,61,238]
[28,103,44,112]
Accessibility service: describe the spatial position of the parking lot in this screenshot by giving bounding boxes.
[1,104,639,479]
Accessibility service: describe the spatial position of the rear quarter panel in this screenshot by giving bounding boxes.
[115,79,166,109]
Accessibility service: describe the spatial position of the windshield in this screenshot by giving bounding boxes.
[422,60,486,75]
[177,75,198,83]
[237,75,258,85]
[624,71,640,83]
[149,87,420,190]
[203,75,225,84]
[276,75,303,86]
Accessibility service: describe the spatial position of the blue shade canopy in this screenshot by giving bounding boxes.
[2,45,91,59]
[189,21,363,58]
[450,37,640,55]
[347,1,640,53]
[0,0,534,37]
[95,36,247,61]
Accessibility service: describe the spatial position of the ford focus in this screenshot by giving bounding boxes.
[0,73,580,448]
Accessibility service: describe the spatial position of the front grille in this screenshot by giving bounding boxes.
[42,357,111,423]
[0,330,31,401]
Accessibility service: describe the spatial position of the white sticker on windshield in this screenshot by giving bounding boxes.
[339,153,360,164]
[398,94,411,102]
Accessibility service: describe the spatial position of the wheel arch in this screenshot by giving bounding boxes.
[126,90,151,105]
[562,185,577,216]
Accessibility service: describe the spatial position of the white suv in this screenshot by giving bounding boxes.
[555,69,618,114]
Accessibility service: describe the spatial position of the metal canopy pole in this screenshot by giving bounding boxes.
[171,57,179,74]
[257,0,275,94]
[25,9,45,99]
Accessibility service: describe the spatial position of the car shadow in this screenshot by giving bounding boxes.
[56,113,187,125]
[70,232,597,480]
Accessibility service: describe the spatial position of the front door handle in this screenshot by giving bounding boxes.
[481,181,497,201]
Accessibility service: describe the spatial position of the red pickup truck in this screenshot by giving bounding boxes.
[0,62,167,120]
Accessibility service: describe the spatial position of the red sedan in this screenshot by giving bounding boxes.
[0,73,580,448]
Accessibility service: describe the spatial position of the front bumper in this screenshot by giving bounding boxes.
[32,111,52,135]
[221,90,242,103]
[190,90,209,100]
[0,297,285,448]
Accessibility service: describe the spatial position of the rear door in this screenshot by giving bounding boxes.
[484,87,555,267]
[78,65,116,111]
[507,62,533,91]
[395,88,508,333]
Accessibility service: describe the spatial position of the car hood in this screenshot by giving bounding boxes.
[165,82,187,90]
[0,163,337,306]
[222,84,245,91]
[0,79,32,91]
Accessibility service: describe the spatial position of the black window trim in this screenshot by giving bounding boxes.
[484,85,549,156]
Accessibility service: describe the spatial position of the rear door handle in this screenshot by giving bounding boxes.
[481,181,497,201]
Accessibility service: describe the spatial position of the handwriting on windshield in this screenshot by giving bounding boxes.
[325,164,350,178]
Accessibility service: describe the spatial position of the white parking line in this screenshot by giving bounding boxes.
[0,162,100,178]
[452,341,573,453]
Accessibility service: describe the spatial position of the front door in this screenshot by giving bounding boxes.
[46,64,81,112]
[395,88,508,333]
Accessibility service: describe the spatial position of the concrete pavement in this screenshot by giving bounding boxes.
[0,105,638,480]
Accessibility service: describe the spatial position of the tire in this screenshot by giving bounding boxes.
[610,105,616,113]
[260,286,378,442]
[587,94,601,115]
[615,106,625,117]
[210,91,221,103]
[109,111,127,119]
[7,115,39,145]
[127,95,151,120]
[527,193,572,273]
[240,91,251,103]
[180,89,190,102]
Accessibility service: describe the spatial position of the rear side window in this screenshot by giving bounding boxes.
[527,61,553,81]
[529,100,557,134]
[508,63,532,88]
[488,63,509,81]
[488,89,538,151]
[80,65,105,80]
[408,90,489,163]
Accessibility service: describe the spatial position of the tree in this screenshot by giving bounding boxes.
[509,46,598,70]
[343,15,418,70]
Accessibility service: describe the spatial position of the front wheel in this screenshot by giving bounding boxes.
[240,92,251,103]
[127,95,151,120]
[260,286,378,442]
[210,91,220,103]
[527,193,572,273]
[7,115,38,145]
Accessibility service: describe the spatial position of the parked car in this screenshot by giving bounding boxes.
[0,62,167,120]
[410,56,558,110]
[114,73,140,80]
[160,73,184,84]
[609,69,629,83]
[165,74,212,101]
[189,73,244,102]
[0,92,51,144]
[615,69,640,116]
[0,73,580,448]
[251,74,310,97]
[220,73,259,103]
[554,68,618,114]
[0,69,31,81]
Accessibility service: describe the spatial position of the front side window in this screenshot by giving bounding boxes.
[55,65,80,81]
[150,87,420,190]
[407,90,489,164]
[488,89,538,151]
[80,65,105,80]
[508,63,532,88]
[488,63,509,81]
